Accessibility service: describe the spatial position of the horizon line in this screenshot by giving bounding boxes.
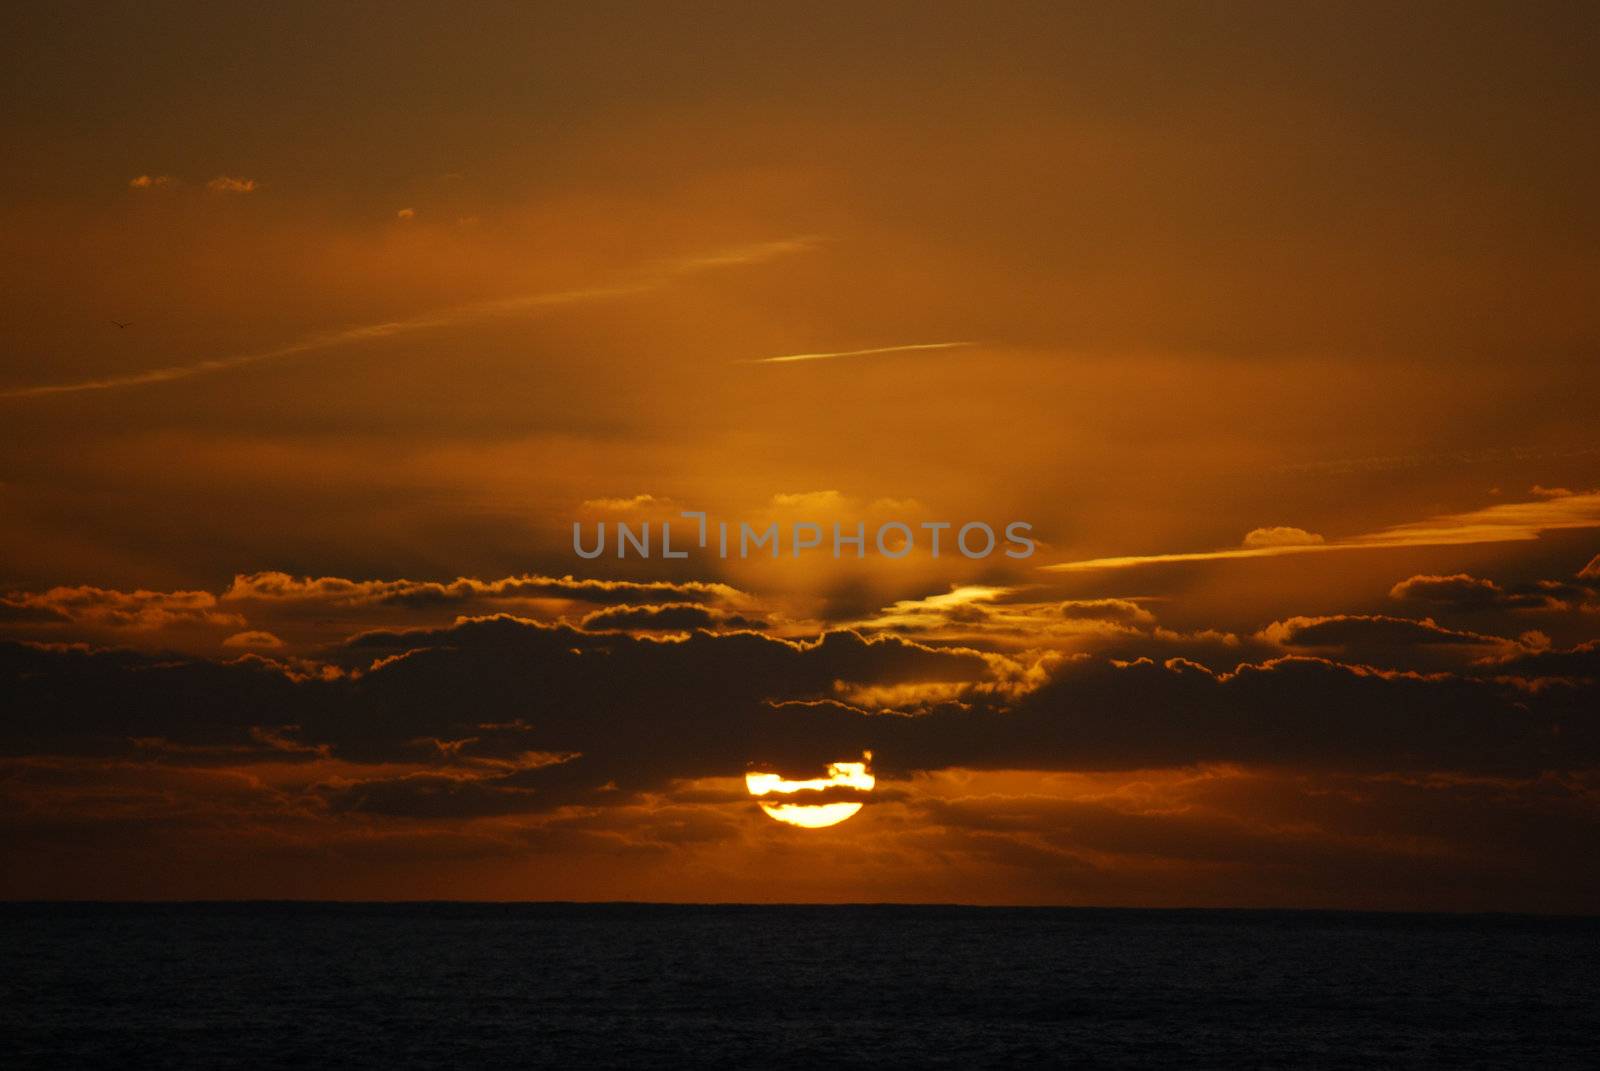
[1,899,1590,919]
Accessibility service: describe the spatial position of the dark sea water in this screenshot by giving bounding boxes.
[3,904,1597,1069]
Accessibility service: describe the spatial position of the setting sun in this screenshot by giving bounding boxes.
[745,754,875,828]
[3,4,1599,1064]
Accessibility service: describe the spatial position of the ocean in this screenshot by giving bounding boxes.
[3,904,1596,1068]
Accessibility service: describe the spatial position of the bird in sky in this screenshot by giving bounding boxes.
[110,320,132,329]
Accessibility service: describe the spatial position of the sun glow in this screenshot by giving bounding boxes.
[745,755,875,828]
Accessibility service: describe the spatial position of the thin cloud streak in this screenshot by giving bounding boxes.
[1045,491,1600,572]
[744,341,977,365]
[0,237,820,400]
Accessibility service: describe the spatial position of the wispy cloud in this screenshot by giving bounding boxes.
[743,341,977,365]
[672,235,824,271]
[206,176,258,193]
[1,237,820,400]
[579,494,671,512]
[1045,490,1600,572]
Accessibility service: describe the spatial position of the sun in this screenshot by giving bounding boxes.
[745,752,875,828]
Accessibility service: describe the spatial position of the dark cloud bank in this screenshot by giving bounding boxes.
[4,614,1596,821]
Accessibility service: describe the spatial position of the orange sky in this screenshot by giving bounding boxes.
[2,2,1599,909]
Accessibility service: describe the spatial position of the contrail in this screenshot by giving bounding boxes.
[743,341,977,365]
[1043,491,1600,572]
[1,236,822,400]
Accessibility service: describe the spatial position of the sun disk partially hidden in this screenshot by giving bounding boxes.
[745,754,875,828]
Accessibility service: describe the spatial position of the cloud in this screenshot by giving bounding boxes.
[128,174,174,189]
[766,490,850,512]
[889,766,1600,911]
[1242,526,1324,548]
[1482,639,1600,679]
[5,610,1593,796]
[222,630,283,649]
[1046,490,1600,572]
[667,236,824,271]
[8,750,1596,908]
[0,586,244,631]
[316,752,583,819]
[1390,573,1511,610]
[396,207,415,220]
[1257,614,1517,651]
[579,494,669,511]
[0,601,72,624]
[1389,573,1577,612]
[0,236,820,399]
[579,603,766,632]
[881,654,1597,777]
[743,341,977,365]
[4,611,1597,909]
[0,572,762,653]
[846,588,1233,655]
[1057,598,1156,625]
[0,618,996,787]
[205,176,257,193]
[848,585,1048,636]
[221,571,748,609]
[1580,555,1600,582]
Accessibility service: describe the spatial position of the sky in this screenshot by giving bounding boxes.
[2,1,1599,909]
